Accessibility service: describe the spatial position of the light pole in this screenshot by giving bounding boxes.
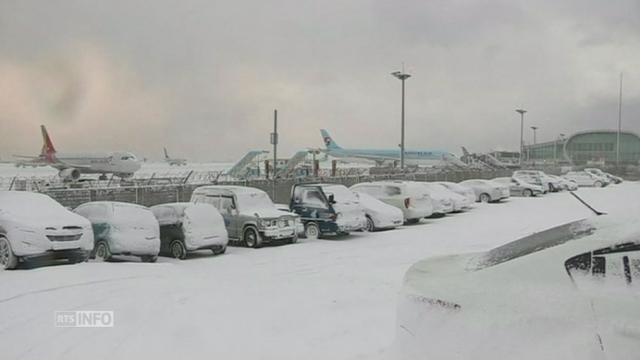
[515,109,527,165]
[530,126,538,164]
[392,70,411,169]
[616,73,623,168]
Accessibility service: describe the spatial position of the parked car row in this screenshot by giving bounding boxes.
[0,168,623,269]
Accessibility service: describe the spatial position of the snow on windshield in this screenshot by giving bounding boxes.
[236,191,275,211]
[323,185,358,203]
[114,204,156,224]
[0,191,63,216]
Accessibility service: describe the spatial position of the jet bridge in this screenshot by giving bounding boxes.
[277,150,309,178]
[227,150,268,179]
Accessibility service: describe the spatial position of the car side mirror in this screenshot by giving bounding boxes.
[328,194,335,204]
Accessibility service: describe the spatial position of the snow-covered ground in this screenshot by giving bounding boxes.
[0,183,637,360]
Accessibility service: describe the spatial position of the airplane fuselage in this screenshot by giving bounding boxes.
[52,152,141,175]
[324,148,464,166]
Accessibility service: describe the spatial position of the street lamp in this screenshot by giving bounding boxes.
[515,109,527,165]
[392,70,411,169]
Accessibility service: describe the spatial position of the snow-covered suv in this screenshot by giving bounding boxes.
[0,191,94,269]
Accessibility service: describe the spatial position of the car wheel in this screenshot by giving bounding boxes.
[289,234,298,244]
[0,236,18,270]
[364,216,376,232]
[304,222,320,240]
[405,218,420,225]
[594,181,603,188]
[479,193,491,203]
[212,246,227,255]
[94,241,112,262]
[170,240,187,259]
[523,189,533,197]
[244,227,262,248]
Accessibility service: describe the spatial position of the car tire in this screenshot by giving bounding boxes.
[364,216,376,232]
[0,236,18,270]
[594,181,603,188]
[94,241,112,262]
[523,189,533,197]
[304,222,320,240]
[141,255,158,263]
[170,240,187,259]
[244,227,262,248]
[405,218,420,225]
[212,246,226,255]
[289,235,298,244]
[479,193,491,203]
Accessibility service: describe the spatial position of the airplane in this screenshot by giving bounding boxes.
[319,129,466,167]
[13,125,141,181]
[163,147,187,166]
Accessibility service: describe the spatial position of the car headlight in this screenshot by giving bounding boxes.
[260,220,270,228]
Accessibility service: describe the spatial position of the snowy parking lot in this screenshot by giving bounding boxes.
[0,182,637,360]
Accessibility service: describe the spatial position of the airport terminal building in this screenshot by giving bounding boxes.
[524,130,640,166]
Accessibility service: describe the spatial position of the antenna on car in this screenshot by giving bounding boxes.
[568,191,606,216]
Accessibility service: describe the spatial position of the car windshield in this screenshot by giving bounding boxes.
[323,185,358,203]
[113,204,155,223]
[0,192,63,216]
[473,219,595,269]
[236,191,276,211]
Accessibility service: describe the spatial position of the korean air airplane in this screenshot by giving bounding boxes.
[320,129,465,167]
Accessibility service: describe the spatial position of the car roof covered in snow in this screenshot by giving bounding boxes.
[193,185,265,195]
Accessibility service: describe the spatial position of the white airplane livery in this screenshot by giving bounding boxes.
[320,129,466,167]
[163,147,187,166]
[14,125,141,181]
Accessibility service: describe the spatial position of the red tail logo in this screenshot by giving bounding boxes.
[40,125,57,163]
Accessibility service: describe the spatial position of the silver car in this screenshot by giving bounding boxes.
[191,186,299,248]
[459,179,510,203]
[350,181,433,224]
[492,177,544,197]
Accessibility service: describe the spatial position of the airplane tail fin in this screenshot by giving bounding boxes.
[164,147,169,159]
[40,125,57,162]
[320,129,342,150]
[461,146,470,157]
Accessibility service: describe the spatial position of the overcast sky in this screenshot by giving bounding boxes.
[1,0,638,161]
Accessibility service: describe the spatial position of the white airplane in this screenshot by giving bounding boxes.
[164,147,187,166]
[14,125,141,181]
[320,129,466,167]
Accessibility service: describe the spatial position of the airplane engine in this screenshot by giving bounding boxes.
[58,168,81,181]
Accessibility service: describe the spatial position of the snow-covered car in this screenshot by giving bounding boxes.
[290,183,366,238]
[350,181,433,224]
[585,168,619,184]
[458,179,510,203]
[0,191,94,270]
[351,191,404,231]
[150,203,228,259]
[492,177,544,197]
[393,216,640,360]
[547,174,578,191]
[74,201,160,262]
[563,171,607,187]
[514,170,560,192]
[419,182,470,213]
[436,182,476,205]
[191,186,299,247]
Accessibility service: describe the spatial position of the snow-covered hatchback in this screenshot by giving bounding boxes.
[0,191,94,270]
[151,203,229,259]
[74,201,161,262]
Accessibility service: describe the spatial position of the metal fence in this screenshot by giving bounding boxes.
[39,169,516,208]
